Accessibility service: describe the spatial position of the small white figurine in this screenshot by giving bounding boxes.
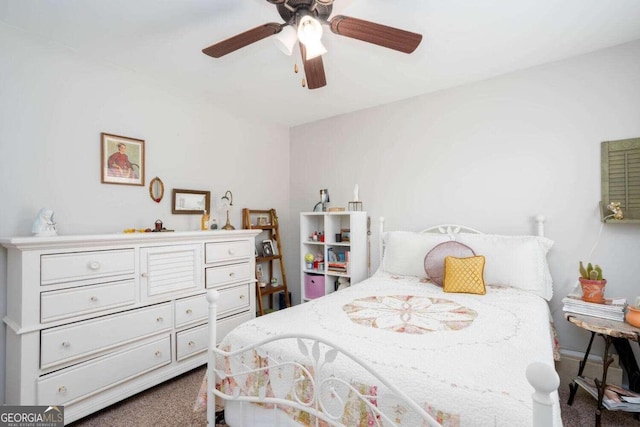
[353,184,359,202]
[32,208,57,237]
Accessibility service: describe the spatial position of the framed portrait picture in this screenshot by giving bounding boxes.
[101,133,145,186]
[257,216,269,226]
[262,240,275,257]
[340,228,351,242]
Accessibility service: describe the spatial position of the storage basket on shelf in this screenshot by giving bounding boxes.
[304,274,325,299]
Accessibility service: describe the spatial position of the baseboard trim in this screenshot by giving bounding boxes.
[556,348,622,388]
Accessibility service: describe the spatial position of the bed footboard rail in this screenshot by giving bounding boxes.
[207,289,442,427]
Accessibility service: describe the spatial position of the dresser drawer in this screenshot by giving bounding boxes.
[175,294,208,328]
[41,279,136,323]
[41,303,172,369]
[176,324,208,361]
[205,262,252,288]
[205,240,252,264]
[217,283,250,318]
[41,249,135,286]
[38,335,171,406]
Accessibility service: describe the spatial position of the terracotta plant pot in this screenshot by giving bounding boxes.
[579,277,606,303]
[626,306,640,328]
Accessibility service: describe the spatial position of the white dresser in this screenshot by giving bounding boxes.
[1,230,259,424]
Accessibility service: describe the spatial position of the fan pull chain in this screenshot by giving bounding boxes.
[291,43,306,89]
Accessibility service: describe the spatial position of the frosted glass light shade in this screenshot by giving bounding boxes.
[304,40,327,60]
[273,25,297,56]
[297,15,323,46]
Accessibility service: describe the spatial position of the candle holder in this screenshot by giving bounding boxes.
[348,201,363,211]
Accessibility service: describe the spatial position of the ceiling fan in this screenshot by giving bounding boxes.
[202,0,422,89]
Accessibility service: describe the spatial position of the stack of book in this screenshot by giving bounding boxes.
[328,262,348,274]
[562,294,627,321]
[328,250,350,274]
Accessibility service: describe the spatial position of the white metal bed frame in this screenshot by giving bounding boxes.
[206,215,559,426]
[377,214,549,265]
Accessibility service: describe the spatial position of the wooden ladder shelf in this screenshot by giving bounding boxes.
[242,208,291,316]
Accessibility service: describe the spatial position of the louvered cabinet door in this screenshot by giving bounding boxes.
[602,138,640,221]
[140,244,203,301]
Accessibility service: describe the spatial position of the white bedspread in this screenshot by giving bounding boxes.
[217,272,561,426]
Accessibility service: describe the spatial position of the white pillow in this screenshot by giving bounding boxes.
[382,231,451,277]
[455,233,554,300]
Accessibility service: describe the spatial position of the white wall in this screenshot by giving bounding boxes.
[0,23,290,403]
[288,40,640,358]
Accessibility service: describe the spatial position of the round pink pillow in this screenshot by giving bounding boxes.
[424,241,475,286]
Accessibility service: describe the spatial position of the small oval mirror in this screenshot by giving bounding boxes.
[149,177,164,203]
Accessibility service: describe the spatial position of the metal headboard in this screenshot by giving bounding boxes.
[378,215,547,265]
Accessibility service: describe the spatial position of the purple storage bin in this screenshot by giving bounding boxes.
[304,274,325,299]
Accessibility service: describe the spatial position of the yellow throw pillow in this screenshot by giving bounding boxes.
[443,255,486,295]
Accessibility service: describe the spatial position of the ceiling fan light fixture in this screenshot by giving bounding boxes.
[202,1,423,91]
[273,25,297,55]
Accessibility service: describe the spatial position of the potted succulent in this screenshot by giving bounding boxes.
[579,261,606,303]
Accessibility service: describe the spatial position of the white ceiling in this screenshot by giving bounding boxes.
[2,0,640,127]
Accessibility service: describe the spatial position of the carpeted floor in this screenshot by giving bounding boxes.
[68,366,210,427]
[68,365,640,426]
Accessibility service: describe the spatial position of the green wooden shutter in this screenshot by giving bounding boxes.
[602,138,640,221]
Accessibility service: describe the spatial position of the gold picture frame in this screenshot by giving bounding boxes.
[101,133,145,186]
[149,177,164,203]
[172,189,211,214]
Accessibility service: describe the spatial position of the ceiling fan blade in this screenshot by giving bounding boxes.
[202,23,282,58]
[329,15,422,54]
[300,43,327,90]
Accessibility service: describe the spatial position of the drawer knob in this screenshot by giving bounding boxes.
[185,309,193,315]
[188,340,195,347]
[88,261,101,271]
[141,272,149,278]
[239,295,245,300]
[61,341,71,348]
[156,317,164,323]
[89,296,98,303]
[58,386,67,394]
[229,272,235,277]
[228,249,236,255]
[155,351,162,357]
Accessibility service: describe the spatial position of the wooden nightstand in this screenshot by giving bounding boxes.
[565,313,640,426]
